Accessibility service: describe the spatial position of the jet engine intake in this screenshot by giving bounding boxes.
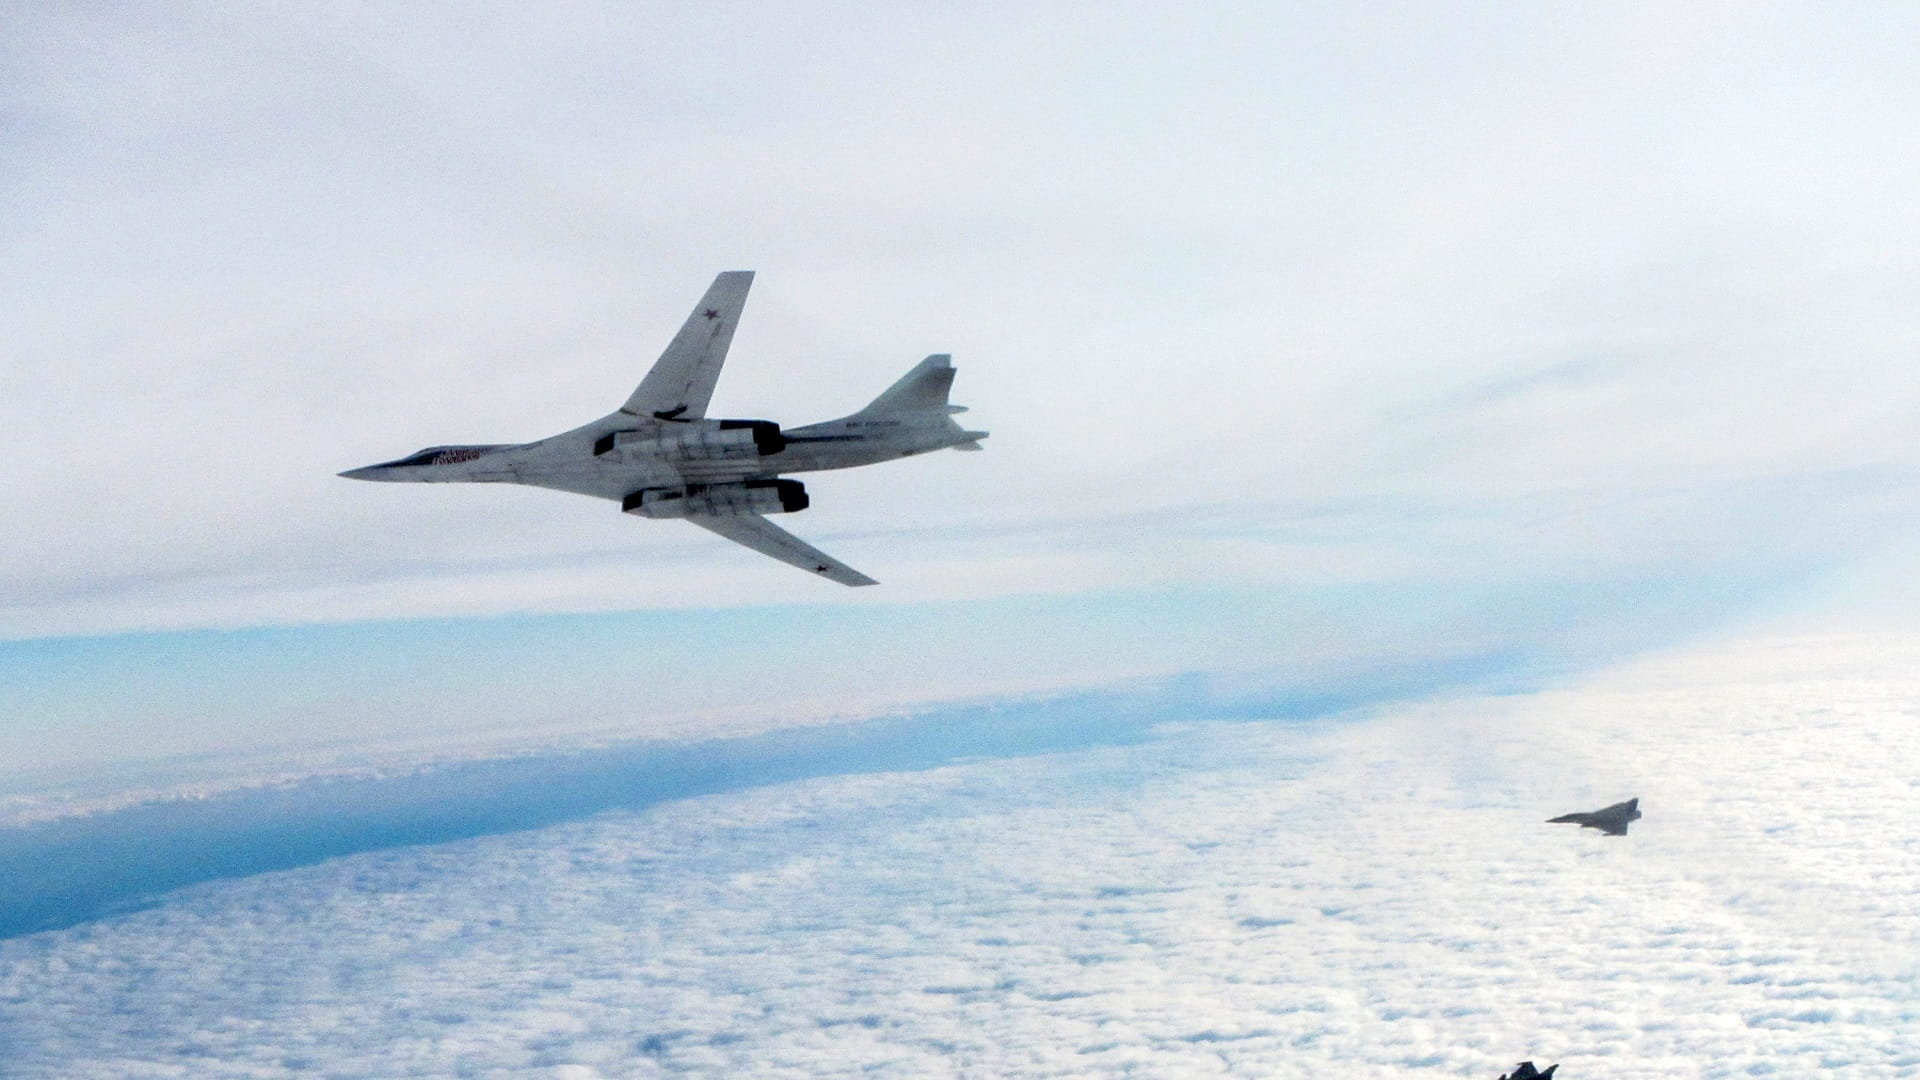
[622,479,809,519]
[594,419,785,459]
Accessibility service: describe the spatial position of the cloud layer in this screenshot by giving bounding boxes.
[3,631,1917,1077]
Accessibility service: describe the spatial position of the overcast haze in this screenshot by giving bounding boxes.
[5,5,1920,1076]
[8,4,1920,762]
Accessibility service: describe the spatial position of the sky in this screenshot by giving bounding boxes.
[7,3,1920,774]
[5,5,1920,1074]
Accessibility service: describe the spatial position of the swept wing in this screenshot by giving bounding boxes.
[621,270,755,421]
[687,515,878,587]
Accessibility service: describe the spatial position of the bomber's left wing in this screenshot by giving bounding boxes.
[687,514,878,587]
[621,271,755,421]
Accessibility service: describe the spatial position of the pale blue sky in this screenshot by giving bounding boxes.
[0,561,1838,775]
[6,3,1920,779]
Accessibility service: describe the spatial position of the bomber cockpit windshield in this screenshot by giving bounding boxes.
[383,445,506,467]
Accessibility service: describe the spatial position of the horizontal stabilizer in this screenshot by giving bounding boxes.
[686,514,878,586]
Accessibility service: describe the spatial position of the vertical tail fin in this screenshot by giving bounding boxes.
[851,353,987,450]
[855,354,957,416]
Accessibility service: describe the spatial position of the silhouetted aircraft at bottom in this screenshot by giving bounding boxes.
[1499,1062,1558,1080]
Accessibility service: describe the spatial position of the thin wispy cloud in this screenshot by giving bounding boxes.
[5,4,1919,642]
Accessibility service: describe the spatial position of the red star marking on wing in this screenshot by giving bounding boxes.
[702,308,720,320]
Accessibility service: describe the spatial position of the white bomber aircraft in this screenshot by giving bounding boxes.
[341,271,986,586]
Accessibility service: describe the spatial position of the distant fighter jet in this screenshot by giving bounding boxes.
[1499,1063,1558,1080]
[341,272,987,586]
[1548,797,1641,836]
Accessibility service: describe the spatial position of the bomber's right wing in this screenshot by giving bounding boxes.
[687,514,878,587]
[621,271,755,421]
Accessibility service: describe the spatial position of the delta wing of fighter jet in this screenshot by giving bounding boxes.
[1499,1063,1558,1080]
[341,272,987,586]
[1547,797,1641,836]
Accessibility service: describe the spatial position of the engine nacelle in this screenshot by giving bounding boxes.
[622,479,809,519]
[593,419,785,460]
